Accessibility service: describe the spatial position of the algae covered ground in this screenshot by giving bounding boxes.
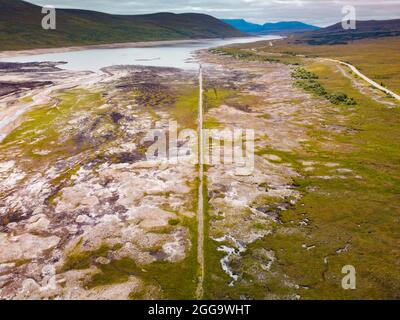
[0,36,399,300]
[198,40,400,300]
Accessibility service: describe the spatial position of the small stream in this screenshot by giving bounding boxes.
[213,234,247,286]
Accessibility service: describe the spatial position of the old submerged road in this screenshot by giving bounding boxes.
[196,65,205,300]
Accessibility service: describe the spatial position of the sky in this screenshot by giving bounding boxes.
[27,0,400,26]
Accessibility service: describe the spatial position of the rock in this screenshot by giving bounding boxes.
[66,225,79,235]
[264,154,282,162]
[6,222,18,230]
[76,215,93,224]
[64,215,122,253]
[56,186,100,212]
[32,150,51,156]
[301,161,317,166]
[0,274,12,288]
[325,162,339,168]
[95,257,110,265]
[20,278,41,296]
[26,214,50,233]
[67,276,142,300]
[126,206,176,231]
[0,161,15,173]
[336,168,353,174]
[0,263,15,273]
[114,242,156,266]
[163,240,187,263]
[122,227,169,251]
[0,233,60,264]
[41,265,55,277]
[2,172,26,188]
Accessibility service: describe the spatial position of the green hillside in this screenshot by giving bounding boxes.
[0,0,244,51]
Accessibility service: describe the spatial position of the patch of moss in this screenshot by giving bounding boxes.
[168,218,180,226]
[62,244,118,272]
[85,216,198,299]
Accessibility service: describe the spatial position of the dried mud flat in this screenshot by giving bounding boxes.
[0,63,199,299]
[0,46,398,300]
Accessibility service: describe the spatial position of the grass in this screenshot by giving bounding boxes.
[0,89,105,161]
[256,37,400,95]
[62,243,116,272]
[80,213,199,300]
[172,87,199,129]
[59,208,199,299]
[210,47,301,65]
[207,40,400,299]
[252,60,400,299]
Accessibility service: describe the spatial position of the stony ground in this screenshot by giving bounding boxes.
[200,49,400,300]
[199,53,342,299]
[0,63,199,299]
[0,44,399,300]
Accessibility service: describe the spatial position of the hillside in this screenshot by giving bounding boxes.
[296,19,400,44]
[223,19,319,34]
[0,0,244,51]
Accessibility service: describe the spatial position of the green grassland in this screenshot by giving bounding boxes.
[263,60,400,299]
[254,37,400,96]
[203,42,400,299]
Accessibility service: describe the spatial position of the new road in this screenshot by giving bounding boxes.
[323,58,400,101]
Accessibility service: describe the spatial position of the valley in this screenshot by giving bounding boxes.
[0,33,399,299]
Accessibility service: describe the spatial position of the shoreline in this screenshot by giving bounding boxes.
[0,38,245,59]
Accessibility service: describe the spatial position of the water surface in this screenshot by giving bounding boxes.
[0,36,281,72]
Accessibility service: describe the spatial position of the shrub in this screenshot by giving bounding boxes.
[294,79,327,96]
[291,67,319,80]
[328,92,357,105]
[292,68,357,105]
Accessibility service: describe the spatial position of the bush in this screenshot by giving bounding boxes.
[291,67,319,80]
[292,68,357,105]
[328,92,357,105]
[294,79,327,96]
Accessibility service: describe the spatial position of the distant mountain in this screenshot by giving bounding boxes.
[223,19,320,34]
[222,19,264,33]
[260,21,320,34]
[0,0,245,51]
[296,19,400,45]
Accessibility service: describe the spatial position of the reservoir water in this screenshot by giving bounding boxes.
[0,36,281,72]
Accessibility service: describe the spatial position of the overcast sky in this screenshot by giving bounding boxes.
[28,0,400,26]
